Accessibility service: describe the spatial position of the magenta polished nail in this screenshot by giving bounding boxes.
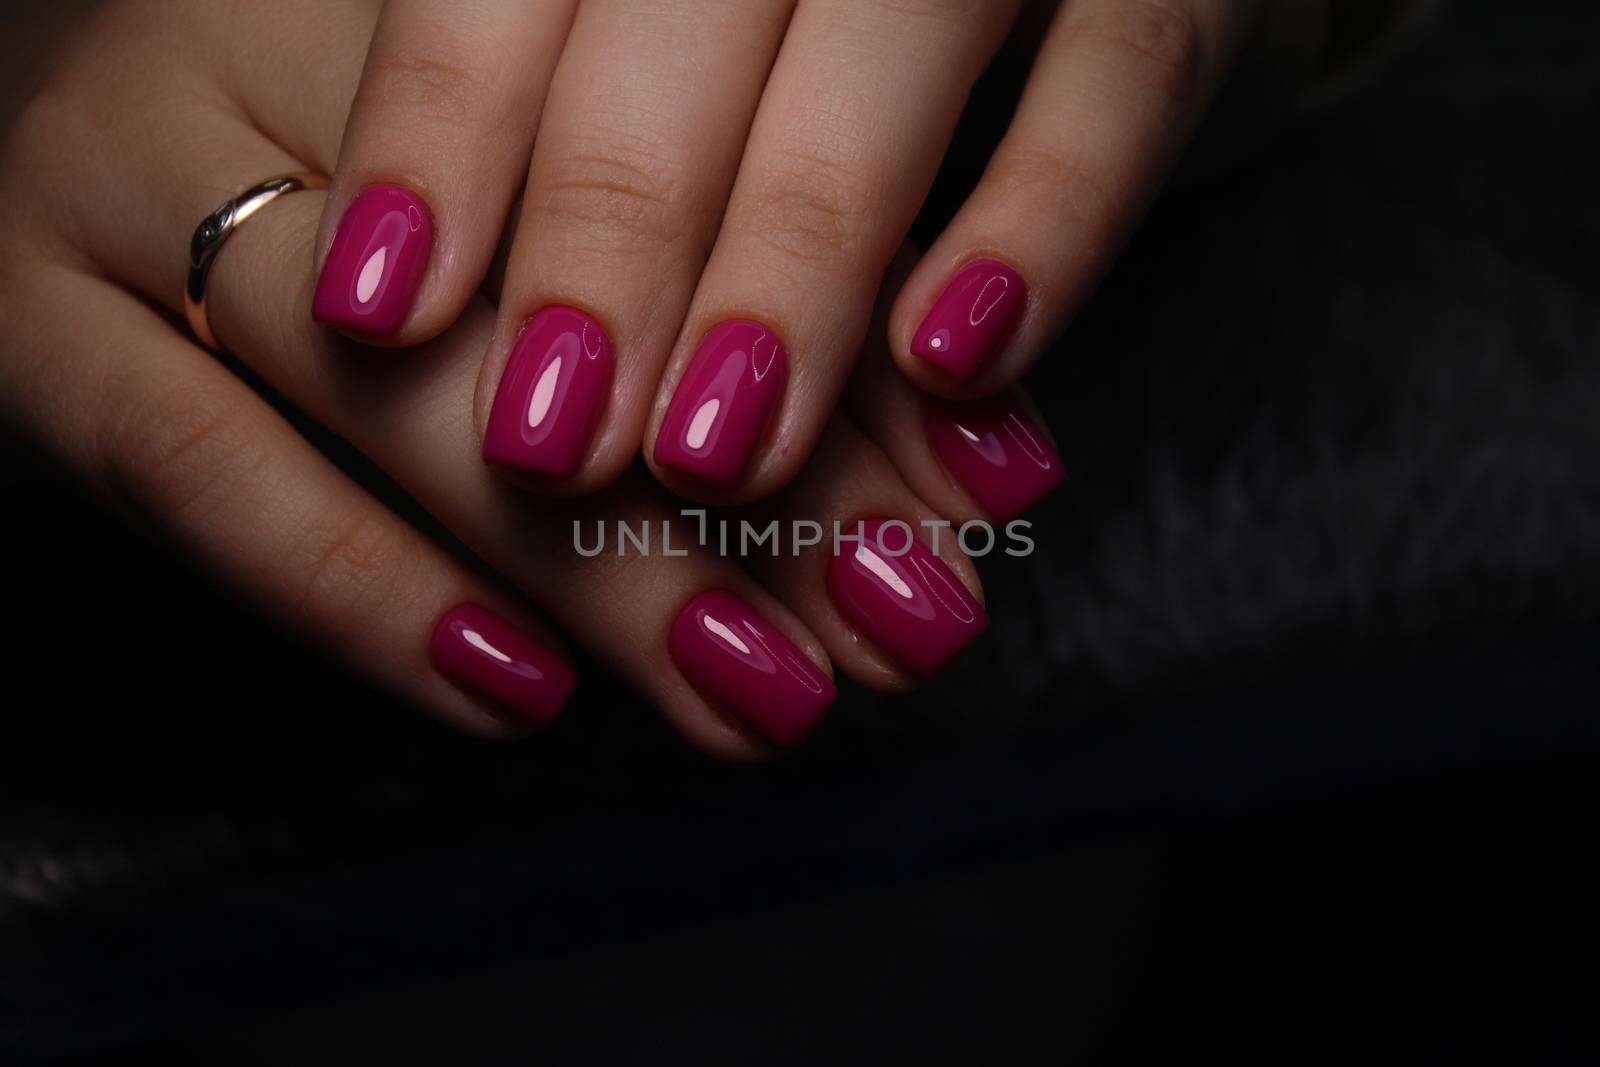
[827,520,990,678]
[926,394,1065,521]
[483,307,613,477]
[313,184,433,338]
[911,258,1026,377]
[654,320,787,487]
[669,590,835,748]
[429,604,576,725]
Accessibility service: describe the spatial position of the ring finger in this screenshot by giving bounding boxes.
[312,0,578,343]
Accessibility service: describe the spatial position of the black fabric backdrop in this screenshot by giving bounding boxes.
[1,1,1597,1062]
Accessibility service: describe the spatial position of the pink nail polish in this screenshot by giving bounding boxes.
[429,604,576,725]
[483,307,613,477]
[926,394,1065,521]
[826,519,990,678]
[669,590,835,748]
[911,259,1026,377]
[654,320,787,487]
[313,184,434,338]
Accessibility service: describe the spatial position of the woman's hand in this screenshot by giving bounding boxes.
[2,0,1042,757]
[317,0,1323,504]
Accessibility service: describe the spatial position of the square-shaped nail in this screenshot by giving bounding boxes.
[669,590,835,748]
[926,393,1064,521]
[911,259,1026,377]
[826,520,990,678]
[653,320,787,487]
[313,184,434,338]
[429,604,576,725]
[483,307,613,478]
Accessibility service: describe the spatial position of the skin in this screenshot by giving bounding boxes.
[0,0,1007,759]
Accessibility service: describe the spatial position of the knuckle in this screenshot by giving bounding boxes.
[534,147,689,249]
[98,370,419,630]
[2,35,211,255]
[359,39,512,135]
[283,509,418,629]
[564,525,677,608]
[990,147,1122,241]
[1081,0,1208,106]
[736,152,881,273]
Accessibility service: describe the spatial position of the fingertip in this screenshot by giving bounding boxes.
[428,602,579,729]
[823,518,992,681]
[666,588,838,753]
[924,391,1067,523]
[312,182,436,342]
[890,253,1032,398]
[478,305,632,494]
[651,319,790,492]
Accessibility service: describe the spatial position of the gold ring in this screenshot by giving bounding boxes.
[184,172,329,352]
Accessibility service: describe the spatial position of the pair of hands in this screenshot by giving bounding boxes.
[0,0,1324,757]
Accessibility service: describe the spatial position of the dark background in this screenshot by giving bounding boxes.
[3,1,1598,1062]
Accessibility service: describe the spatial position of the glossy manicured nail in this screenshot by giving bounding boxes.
[654,320,787,487]
[429,604,576,725]
[669,590,835,748]
[483,307,613,477]
[926,393,1065,520]
[826,519,990,678]
[911,258,1026,377]
[313,184,434,338]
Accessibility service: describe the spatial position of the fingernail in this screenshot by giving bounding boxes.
[911,258,1026,377]
[926,393,1065,521]
[429,604,576,725]
[654,320,787,487]
[483,307,613,477]
[669,590,835,748]
[826,519,990,678]
[313,184,434,338]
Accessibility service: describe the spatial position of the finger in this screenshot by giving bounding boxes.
[892,0,1254,395]
[56,101,838,758]
[477,0,794,493]
[848,248,1066,523]
[3,262,573,737]
[312,0,578,343]
[645,0,1023,502]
